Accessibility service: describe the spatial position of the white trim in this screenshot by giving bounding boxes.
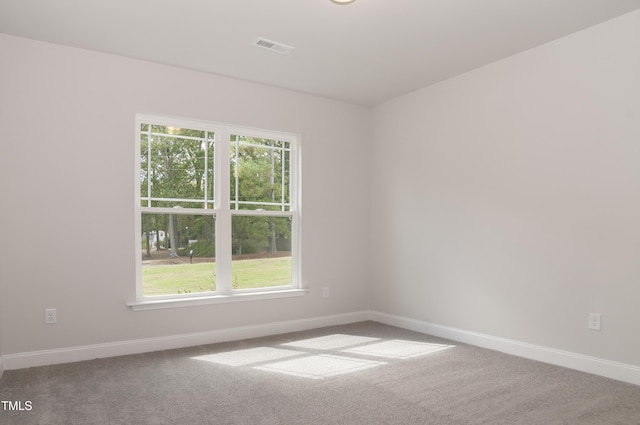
[228,125,298,144]
[6,310,637,386]
[369,311,640,386]
[2,311,369,371]
[128,288,308,311]
[140,206,217,215]
[229,209,293,217]
[216,126,232,294]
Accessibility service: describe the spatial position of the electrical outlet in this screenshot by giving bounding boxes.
[322,287,329,298]
[45,308,57,324]
[588,313,601,331]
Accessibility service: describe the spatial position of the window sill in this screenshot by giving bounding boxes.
[127,289,308,311]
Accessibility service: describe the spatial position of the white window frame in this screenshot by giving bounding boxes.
[129,114,304,311]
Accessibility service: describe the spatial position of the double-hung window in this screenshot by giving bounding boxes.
[134,114,300,306]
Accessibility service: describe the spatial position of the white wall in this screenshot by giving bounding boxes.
[370,10,640,367]
[2,10,640,373]
[0,34,371,356]
[0,291,3,375]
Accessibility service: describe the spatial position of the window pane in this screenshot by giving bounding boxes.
[230,136,290,211]
[140,133,149,205]
[141,213,216,296]
[151,125,205,139]
[140,124,214,208]
[231,216,292,289]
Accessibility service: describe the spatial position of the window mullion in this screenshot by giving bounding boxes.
[216,129,232,295]
[291,142,300,288]
[281,145,285,211]
[204,132,209,209]
[234,138,239,211]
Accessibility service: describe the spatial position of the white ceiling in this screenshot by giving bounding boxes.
[2,0,640,106]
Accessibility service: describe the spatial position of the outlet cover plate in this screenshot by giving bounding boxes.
[45,308,57,324]
[588,313,601,331]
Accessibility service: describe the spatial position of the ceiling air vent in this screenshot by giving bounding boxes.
[253,37,294,55]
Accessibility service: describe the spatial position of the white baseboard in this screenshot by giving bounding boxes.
[4,310,639,387]
[370,311,640,386]
[2,311,370,371]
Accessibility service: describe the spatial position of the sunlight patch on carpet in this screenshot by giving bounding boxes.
[192,347,304,366]
[343,340,454,359]
[282,334,380,350]
[254,354,386,379]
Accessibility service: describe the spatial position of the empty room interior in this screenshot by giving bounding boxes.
[1,0,640,423]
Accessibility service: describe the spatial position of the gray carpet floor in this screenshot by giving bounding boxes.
[1,321,639,424]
